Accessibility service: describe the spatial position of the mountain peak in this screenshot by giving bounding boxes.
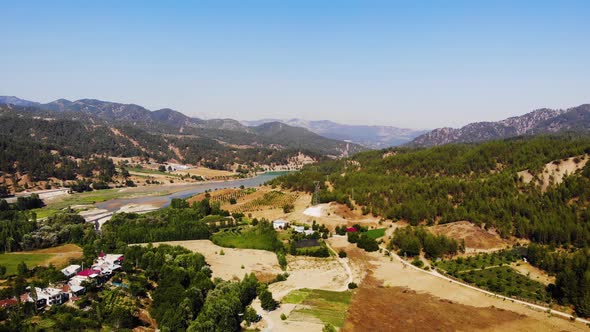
[410,104,590,147]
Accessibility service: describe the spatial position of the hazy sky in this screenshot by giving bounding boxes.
[1,0,589,129]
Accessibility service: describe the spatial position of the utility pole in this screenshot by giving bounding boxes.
[313,181,320,206]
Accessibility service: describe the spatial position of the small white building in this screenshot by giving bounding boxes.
[293,226,305,233]
[293,226,315,236]
[272,219,288,230]
[61,264,81,278]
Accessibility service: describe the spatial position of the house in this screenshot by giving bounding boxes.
[272,219,288,230]
[93,253,124,275]
[61,264,81,278]
[62,284,85,297]
[30,287,68,306]
[293,226,315,236]
[77,269,101,279]
[97,253,124,265]
[293,226,305,233]
[68,275,89,294]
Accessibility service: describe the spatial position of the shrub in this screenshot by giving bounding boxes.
[411,258,424,268]
[348,282,358,289]
[280,313,287,320]
[283,203,295,213]
[338,250,347,258]
[323,324,337,332]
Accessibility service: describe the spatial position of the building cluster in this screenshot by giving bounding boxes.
[272,219,315,235]
[0,253,123,310]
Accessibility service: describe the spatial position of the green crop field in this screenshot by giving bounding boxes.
[0,253,55,276]
[282,288,352,328]
[365,228,386,239]
[211,227,280,251]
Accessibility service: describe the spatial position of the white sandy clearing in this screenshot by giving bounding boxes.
[270,255,349,300]
[146,240,282,281]
[518,154,588,191]
[303,204,327,218]
[118,203,159,214]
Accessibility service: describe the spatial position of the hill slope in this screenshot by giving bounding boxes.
[0,96,365,157]
[410,104,589,147]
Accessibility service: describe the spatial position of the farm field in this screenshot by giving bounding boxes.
[0,253,54,275]
[434,249,550,302]
[282,289,352,328]
[232,190,300,213]
[211,226,281,251]
[435,248,521,273]
[460,266,549,301]
[0,244,83,276]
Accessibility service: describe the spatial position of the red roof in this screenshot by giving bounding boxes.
[0,298,17,308]
[346,227,357,232]
[77,269,101,277]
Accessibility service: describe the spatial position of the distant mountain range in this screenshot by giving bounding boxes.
[409,104,590,147]
[0,96,366,158]
[242,119,427,148]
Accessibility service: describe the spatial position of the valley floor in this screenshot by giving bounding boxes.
[215,187,588,331]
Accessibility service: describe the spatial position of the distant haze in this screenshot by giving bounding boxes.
[1,1,588,128]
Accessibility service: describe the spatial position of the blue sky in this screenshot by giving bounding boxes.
[1,0,588,128]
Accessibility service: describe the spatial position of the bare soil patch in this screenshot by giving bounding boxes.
[344,280,525,332]
[270,255,349,299]
[511,260,556,286]
[351,245,585,331]
[430,221,508,251]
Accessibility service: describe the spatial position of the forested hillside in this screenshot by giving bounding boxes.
[272,133,590,315]
[0,106,331,191]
